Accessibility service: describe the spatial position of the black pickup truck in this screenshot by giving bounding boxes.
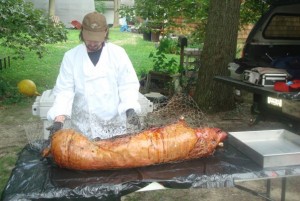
[216,0,300,130]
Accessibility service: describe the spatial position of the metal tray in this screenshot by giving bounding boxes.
[228,129,300,168]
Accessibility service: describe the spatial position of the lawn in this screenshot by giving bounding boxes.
[1,28,176,104]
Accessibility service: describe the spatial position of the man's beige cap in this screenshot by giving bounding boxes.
[82,12,108,42]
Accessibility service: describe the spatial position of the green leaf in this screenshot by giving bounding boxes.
[0,0,67,59]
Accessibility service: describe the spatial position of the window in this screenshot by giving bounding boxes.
[263,14,300,39]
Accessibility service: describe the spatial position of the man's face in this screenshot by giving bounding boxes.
[84,40,103,52]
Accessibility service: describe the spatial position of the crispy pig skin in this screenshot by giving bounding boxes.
[45,119,227,170]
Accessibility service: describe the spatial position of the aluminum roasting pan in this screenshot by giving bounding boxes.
[228,129,300,168]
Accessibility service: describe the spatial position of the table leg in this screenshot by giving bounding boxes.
[281,177,286,201]
[266,179,271,200]
[235,183,274,201]
[236,178,287,201]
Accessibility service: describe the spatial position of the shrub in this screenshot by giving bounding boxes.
[149,50,179,74]
[158,37,180,54]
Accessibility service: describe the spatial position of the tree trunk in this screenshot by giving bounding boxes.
[113,0,121,27]
[49,0,55,16]
[193,0,241,113]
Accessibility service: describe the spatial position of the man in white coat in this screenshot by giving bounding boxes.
[47,12,141,140]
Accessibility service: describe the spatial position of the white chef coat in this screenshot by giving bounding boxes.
[47,42,141,139]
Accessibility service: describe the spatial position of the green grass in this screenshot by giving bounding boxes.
[0,28,176,104]
[0,29,80,104]
[108,29,159,76]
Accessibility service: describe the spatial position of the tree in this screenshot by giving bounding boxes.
[132,0,271,113]
[133,0,265,44]
[95,0,106,13]
[0,0,67,59]
[133,0,272,113]
[240,0,269,25]
[49,0,56,16]
[193,0,241,112]
[113,0,121,27]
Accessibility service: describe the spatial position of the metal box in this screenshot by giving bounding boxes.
[228,129,300,168]
[261,73,287,86]
[243,70,287,86]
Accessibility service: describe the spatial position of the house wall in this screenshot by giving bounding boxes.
[26,0,95,28]
[238,24,254,40]
[26,0,134,28]
[103,1,114,25]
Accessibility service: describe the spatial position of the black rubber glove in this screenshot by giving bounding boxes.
[46,122,63,137]
[126,109,141,128]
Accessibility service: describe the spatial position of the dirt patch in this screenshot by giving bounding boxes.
[0,103,41,155]
[122,178,300,201]
[0,100,299,201]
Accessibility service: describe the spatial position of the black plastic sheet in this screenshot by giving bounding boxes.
[2,141,300,201]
